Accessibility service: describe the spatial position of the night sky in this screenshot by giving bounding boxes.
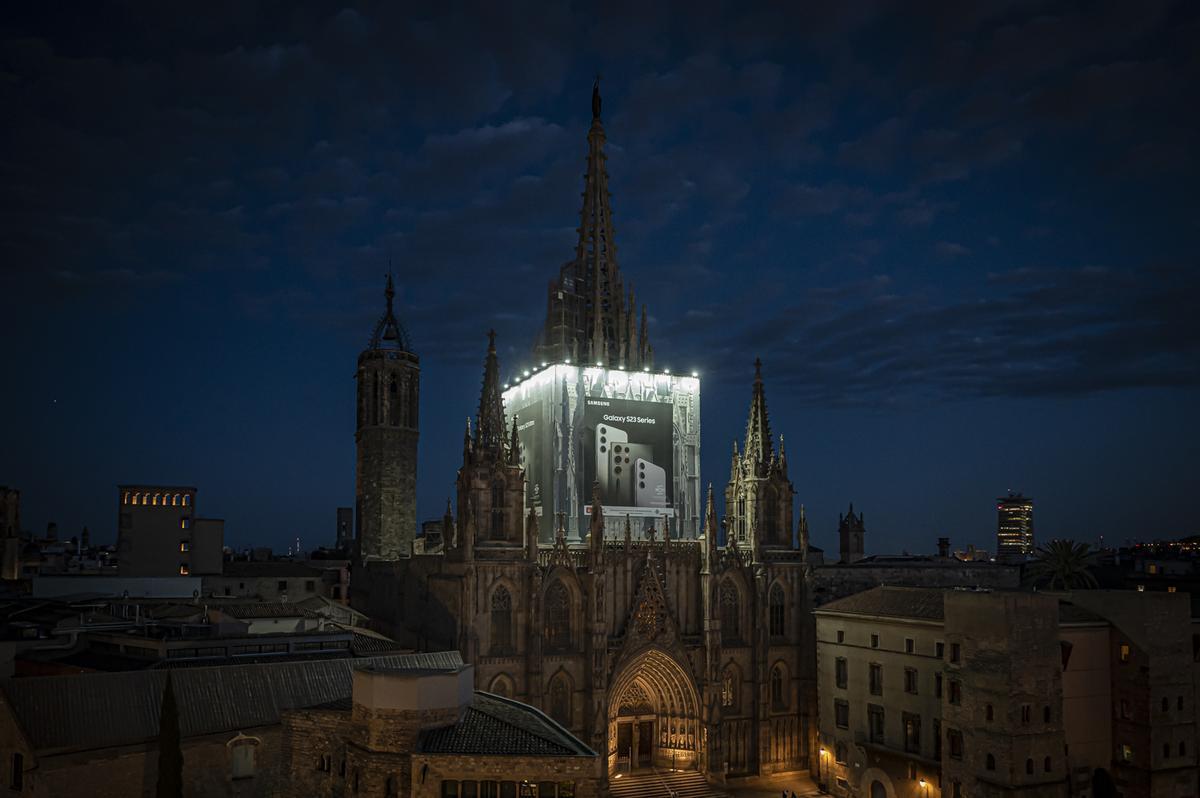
[2,3,1197,555]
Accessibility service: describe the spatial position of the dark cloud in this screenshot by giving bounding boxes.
[666,264,1200,404]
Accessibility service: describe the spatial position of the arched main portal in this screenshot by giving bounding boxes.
[608,648,702,775]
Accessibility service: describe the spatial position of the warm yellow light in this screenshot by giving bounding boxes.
[920,780,927,788]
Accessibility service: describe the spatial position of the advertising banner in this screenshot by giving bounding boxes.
[583,396,673,514]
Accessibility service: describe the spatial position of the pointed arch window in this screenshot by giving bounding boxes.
[769,583,785,638]
[490,480,506,539]
[737,495,747,542]
[490,586,513,653]
[388,375,399,426]
[407,379,418,427]
[549,674,571,727]
[545,581,571,651]
[721,581,741,644]
[488,674,513,698]
[771,664,787,711]
[721,665,739,711]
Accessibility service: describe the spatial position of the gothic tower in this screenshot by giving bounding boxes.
[725,359,795,560]
[838,504,865,564]
[534,79,653,369]
[355,275,419,561]
[453,331,527,558]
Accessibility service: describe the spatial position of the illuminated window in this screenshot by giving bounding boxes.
[1120,644,1131,663]
[179,564,190,575]
[1121,744,1133,762]
[182,495,191,507]
[133,493,141,505]
[1168,586,1177,593]
[180,518,190,530]
[154,493,161,506]
[123,492,130,505]
[172,494,180,506]
[179,541,190,552]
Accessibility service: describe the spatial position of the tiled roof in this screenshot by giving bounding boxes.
[817,586,1114,627]
[217,602,320,619]
[419,693,595,758]
[816,586,947,621]
[2,650,463,753]
[220,561,324,578]
[349,629,406,656]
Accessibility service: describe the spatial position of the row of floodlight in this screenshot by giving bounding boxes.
[502,360,700,391]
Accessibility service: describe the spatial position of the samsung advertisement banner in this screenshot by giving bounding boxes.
[586,398,673,511]
[502,365,701,543]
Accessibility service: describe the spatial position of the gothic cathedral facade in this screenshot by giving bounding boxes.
[351,84,816,786]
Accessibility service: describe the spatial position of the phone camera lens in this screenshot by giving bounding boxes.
[614,466,622,474]
[639,481,645,489]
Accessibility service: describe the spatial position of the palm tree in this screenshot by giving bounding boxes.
[1026,539,1099,590]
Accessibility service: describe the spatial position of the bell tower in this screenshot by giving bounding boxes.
[355,275,419,561]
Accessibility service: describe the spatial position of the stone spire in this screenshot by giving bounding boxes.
[742,358,773,470]
[508,415,521,466]
[533,81,652,370]
[475,330,507,459]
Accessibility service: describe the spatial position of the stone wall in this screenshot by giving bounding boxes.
[409,752,602,798]
[11,727,283,798]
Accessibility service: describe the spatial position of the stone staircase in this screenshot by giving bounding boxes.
[609,769,730,798]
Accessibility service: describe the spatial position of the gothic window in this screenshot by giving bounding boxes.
[720,581,741,644]
[488,674,513,697]
[490,586,513,653]
[769,583,785,637]
[491,480,506,539]
[721,666,739,711]
[545,581,571,650]
[408,379,418,427]
[771,664,787,711]
[549,674,571,726]
[388,376,399,426]
[737,497,747,542]
[182,494,190,507]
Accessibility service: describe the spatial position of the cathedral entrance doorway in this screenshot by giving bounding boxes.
[608,648,702,775]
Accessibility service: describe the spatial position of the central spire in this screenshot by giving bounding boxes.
[475,330,507,458]
[533,82,653,370]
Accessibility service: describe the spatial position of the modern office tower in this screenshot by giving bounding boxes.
[996,492,1034,560]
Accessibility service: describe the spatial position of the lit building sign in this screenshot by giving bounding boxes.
[503,364,701,543]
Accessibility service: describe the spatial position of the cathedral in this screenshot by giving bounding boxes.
[351,83,816,787]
